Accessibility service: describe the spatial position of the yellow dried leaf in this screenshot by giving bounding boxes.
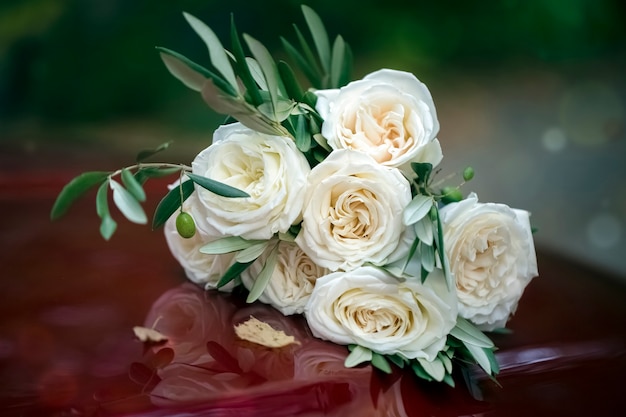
[234,316,298,348]
[133,326,168,343]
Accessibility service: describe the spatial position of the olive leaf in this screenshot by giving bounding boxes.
[50,171,110,220]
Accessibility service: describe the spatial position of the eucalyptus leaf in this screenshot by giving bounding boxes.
[217,260,254,288]
[246,243,279,302]
[110,180,147,224]
[50,171,110,220]
[371,353,392,374]
[301,5,331,73]
[121,168,146,202]
[96,180,116,240]
[403,195,433,226]
[187,172,249,198]
[403,237,420,273]
[257,99,296,123]
[200,236,263,255]
[344,345,372,368]
[182,12,240,94]
[235,241,270,263]
[417,357,445,382]
[152,179,195,230]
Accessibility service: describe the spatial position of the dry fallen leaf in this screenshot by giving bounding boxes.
[234,316,299,348]
[133,326,168,343]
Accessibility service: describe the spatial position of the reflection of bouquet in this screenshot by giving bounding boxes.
[51,6,537,386]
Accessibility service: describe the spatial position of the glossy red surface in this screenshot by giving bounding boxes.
[1,148,625,416]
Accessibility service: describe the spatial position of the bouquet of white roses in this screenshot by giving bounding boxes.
[51,5,537,387]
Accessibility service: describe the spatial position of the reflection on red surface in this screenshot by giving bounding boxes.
[106,283,485,416]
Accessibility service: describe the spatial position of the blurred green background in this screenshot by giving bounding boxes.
[1,0,625,278]
[1,0,624,130]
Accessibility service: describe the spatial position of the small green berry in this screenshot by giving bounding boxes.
[441,186,463,204]
[176,211,196,238]
[462,166,475,182]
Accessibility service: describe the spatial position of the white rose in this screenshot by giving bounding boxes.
[164,193,236,290]
[295,149,413,271]
[192,122,310,240]
[241,241,330,315]
[316,68,442,172]
[305,266,457,361]
[439,193,538,331]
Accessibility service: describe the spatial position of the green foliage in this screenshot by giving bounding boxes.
[152,179,195,230]
[50,171,110,220]
[186,172,250,198]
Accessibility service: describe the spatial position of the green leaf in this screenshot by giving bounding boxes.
[136,141,173,163]
[414,216,434,246]
[280,36,321,88]
[438,351,453,374]
[96,180,117,240]
[417,357,445,382]
[182,12,240,94]
[230,15,263,106]
[200,236,263,255]
[244,34,284,121]
[330,35,346,88]
[431,205,453,290]
[50,171,110,220]
[121,168,146,202]
[411,162,433,185]
[345,345,372,368]
[403,195,433,226]
[186,172,249,198]
[302,5,331,73]
[246,243,279,303]
[420,241,435,273]
[134,167,181,184]
[159,52,206,92]
[371,353,392,374]
[152,179,195,229]
[157,47,235,95]
[235,241,270,263]
[411,362,433,381]
[387,354,406,369]
[110,180,147,224]
[245,58,267,90]
[465,343,492,375]
[403,237,420,273]
[278,61,304,101]
[442,373,456,388]
[294,114,311,152]
[217,260,254,288]
[450,317,495,348]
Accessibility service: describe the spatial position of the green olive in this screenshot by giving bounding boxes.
[441,186,463,204]
[176,211,196,238]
